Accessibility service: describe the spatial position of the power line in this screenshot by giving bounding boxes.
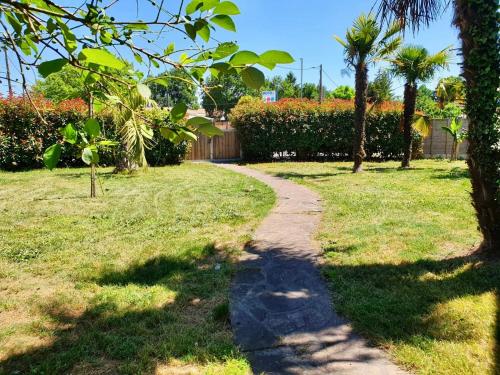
[275,64,319,71]
[323,70,339,88]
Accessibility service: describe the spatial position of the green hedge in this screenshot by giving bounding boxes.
[0,97,187,170]
[230,98,422,161]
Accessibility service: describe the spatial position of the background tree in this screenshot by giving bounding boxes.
[202,73,254,119]
[378,0,500,251]
[263,72,299,99]
[301,82,320,99]
[33,65,87,103]
[149,68,199,109]
[335,13,402,173]
[328,85,355,99]
[389,45,450,168]
[367,70,394,103]
[436,75,465,108]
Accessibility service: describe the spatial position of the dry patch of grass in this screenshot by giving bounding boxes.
[0,163,275,374]
[250,160,498,375]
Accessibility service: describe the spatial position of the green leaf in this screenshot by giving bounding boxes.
[185,0,203,14]
[229,51,260,66]
[213,42,239,60]
[160,127,179,143]
[57,20,77,52]
[259,50,294,70]
[185,23,197,40]
[98,140,119,147]
[164,42,175,55]
[38,58,68,78]
[78,48,126,70]
[137,83,151,100]
[186,116,213,127]
[210,15,236,32]
[61,123,78,144]
[82,147,94,165]
[197,123,224,137]
[170,102,188,122]
[43,144,62,170]
[213,1,240,15]
[200,0,220,11]
[178,128,198,142]
[133,53,143,64]
[241,67,265,89]
[197,24,211,42]
[84,118,101,139]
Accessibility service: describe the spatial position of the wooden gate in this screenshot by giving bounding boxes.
[185,127,241,161]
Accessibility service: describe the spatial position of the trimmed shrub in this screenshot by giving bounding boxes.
[0,96,88,170]
[230,98,422,161]
[0,96,187,170]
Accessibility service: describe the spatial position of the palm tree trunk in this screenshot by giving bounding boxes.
[401,83,417,168]
[352,63,368,173]
[453,0,500,252]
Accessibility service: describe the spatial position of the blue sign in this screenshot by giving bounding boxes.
[262,90,277,103]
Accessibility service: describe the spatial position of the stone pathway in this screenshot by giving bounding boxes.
[216,163,408,375]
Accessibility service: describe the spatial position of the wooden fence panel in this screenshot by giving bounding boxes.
[185,128,240,160]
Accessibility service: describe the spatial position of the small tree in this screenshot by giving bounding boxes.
[442,117,467,161]
[335,14,402,173]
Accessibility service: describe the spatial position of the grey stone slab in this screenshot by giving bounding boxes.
[215,163,409,375]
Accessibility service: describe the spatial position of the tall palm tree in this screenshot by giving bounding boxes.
[389,45,451,168]
[335,14,402,173]
[377,0,499,252]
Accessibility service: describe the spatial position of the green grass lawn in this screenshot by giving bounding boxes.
[250,160,499,375]
[0,163,275,374]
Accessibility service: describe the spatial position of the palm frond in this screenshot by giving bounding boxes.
[412,114,431,138]
[376,0,450,31]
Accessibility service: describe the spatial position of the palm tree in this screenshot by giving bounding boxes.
[436,76,465,108]
[389,45,451,168]
[377,0,499,252]
[335,14,402,173]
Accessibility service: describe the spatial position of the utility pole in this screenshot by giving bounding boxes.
[4,49,12,96]
[300,58,303,98]
[321,64,324,102]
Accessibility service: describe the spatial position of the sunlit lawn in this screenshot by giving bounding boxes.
[250,160,498,375]
[0,163,275,374]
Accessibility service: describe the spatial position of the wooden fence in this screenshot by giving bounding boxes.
[185,125,241,161]
[423,118,469,158]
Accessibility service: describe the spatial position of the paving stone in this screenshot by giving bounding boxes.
[216,163,408,375]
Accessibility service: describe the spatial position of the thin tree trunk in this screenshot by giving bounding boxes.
[401,83,417,168]
[352,63,368,173]
[90,163,96,198]
[454,0,500,252]
[88,93,97,198]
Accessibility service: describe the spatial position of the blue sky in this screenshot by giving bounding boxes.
[2,0,461,97]
[229,0,461,97]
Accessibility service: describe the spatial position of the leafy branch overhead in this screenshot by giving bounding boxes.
[0,0,293,98]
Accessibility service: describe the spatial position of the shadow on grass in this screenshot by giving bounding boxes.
[431,167,470,180]
[0,243,237,374]
[323,254,500,372]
